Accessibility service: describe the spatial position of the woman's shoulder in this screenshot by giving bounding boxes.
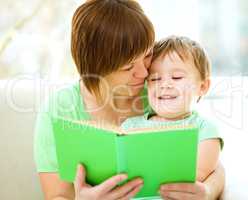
[34,82,80,173]
[41,81,83,119]
[51,81,80,102]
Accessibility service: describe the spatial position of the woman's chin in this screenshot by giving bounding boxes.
[113,88,143,98]
[130,87,144,96]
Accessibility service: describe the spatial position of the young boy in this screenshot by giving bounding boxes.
[121,36,223,182]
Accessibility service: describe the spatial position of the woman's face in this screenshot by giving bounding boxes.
[103,49,153,97]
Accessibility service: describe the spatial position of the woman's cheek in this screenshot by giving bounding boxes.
[144,57,152,69]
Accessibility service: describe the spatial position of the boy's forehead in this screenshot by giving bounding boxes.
[163,52,190,64]
[150,53,195,71]
[149,66,187,75]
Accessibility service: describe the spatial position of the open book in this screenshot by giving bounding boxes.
[52,117,198,199]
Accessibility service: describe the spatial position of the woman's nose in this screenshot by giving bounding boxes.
[133,62,148,78]
[144,55,152,69]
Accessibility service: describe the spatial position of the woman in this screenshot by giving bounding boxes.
[34,0,225,199]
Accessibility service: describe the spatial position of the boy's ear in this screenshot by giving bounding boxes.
[200,78,211,96]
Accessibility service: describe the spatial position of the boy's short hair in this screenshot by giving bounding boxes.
[152,36,211,80]
[71,0,155,98]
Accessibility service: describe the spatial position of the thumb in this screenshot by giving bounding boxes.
[74,164,87,192]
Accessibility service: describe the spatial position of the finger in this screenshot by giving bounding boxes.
[160,183,196,193]
[109,178,143,199]
[74,164,86,192]
[159,191,176,200]
[160,191,195,200]
[96,174,128,194]
[119,184,143,200]
[161,195,177,200]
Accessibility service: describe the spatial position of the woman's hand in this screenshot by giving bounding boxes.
[159,162,225,200]
[159,181,209,200]
[74,164,144,200]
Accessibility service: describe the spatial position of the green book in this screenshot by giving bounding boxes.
[52,117,198,199]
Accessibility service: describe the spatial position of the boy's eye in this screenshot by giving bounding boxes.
[149,77,161,81]
[172,77,183,80]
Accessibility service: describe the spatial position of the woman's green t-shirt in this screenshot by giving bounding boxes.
[34,81,149,172]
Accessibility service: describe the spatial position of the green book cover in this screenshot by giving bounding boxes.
[52,117,198,199]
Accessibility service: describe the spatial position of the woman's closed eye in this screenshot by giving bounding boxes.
[122,64,134,71]
[145,53,152,58]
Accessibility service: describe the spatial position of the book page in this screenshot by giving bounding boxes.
[57,116,125,135]
[122,124,196,135]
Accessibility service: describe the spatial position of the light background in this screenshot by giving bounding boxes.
[0,0,248,199]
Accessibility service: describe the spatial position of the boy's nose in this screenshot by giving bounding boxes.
[160,79,174,89]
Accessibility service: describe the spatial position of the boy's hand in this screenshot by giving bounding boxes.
[159,182,209,200]
[74,164,144,200]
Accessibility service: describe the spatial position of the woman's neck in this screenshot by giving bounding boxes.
[80,81,135,110]
[79,81,143,125]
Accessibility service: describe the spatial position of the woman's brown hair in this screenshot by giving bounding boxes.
[71,0,155,98]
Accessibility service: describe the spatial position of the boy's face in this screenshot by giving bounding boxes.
[147,51,208,119]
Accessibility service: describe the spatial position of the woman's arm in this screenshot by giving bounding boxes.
[205,162,225,200]
[197,139,221,181]
[39,173,74,200]
[159,162,225,200]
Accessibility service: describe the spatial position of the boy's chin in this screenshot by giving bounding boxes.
[159,112,181,119]
[156,109,189,119]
